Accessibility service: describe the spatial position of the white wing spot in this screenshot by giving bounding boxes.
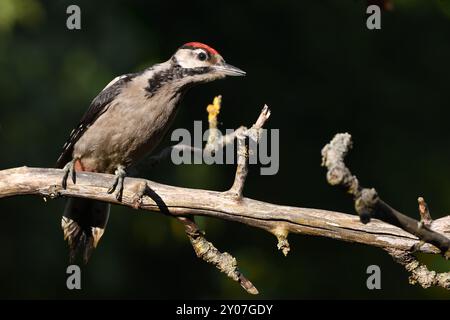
[102,75,127,91]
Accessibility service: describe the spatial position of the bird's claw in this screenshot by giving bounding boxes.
[61,160,76,189]
[107,179,118,194]
[107,166,126,201]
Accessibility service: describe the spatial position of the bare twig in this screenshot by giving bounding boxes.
[387,249,450,289]
[418,197,432,227]
[177,216,258,294]
[227,105,271,199]
[321,133,450,258]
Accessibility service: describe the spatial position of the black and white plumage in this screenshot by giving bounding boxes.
[57,42,245,263]
[56,74,136,169]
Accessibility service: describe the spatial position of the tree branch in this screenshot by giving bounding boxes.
[387,249,450,289]
[321,133,450,258]
[1,98,449,293]
[177,216,258,294]
[1,167,449,290]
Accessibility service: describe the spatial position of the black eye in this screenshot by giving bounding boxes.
[198,52,207,61]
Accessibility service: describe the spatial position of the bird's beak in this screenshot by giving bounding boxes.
[214,63,246,76]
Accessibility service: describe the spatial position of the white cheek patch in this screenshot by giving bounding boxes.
[175,49,210,69]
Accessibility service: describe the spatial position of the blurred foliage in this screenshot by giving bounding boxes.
[0,0,449,299]
[0,0,44,32]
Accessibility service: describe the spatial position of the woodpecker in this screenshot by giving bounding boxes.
[56,42,245,263]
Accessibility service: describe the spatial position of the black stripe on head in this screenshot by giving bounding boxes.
[145,65,212,97]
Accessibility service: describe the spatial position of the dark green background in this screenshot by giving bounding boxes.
[0,0,449,299]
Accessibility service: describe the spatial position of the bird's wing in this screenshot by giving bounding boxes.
[56,74,135,168]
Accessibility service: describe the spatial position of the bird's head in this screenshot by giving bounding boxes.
[171,42,246,82]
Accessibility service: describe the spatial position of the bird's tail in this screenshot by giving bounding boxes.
[62,198,110,264]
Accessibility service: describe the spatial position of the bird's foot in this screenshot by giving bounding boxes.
[107,165,126,201]
[61,160,76,189]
